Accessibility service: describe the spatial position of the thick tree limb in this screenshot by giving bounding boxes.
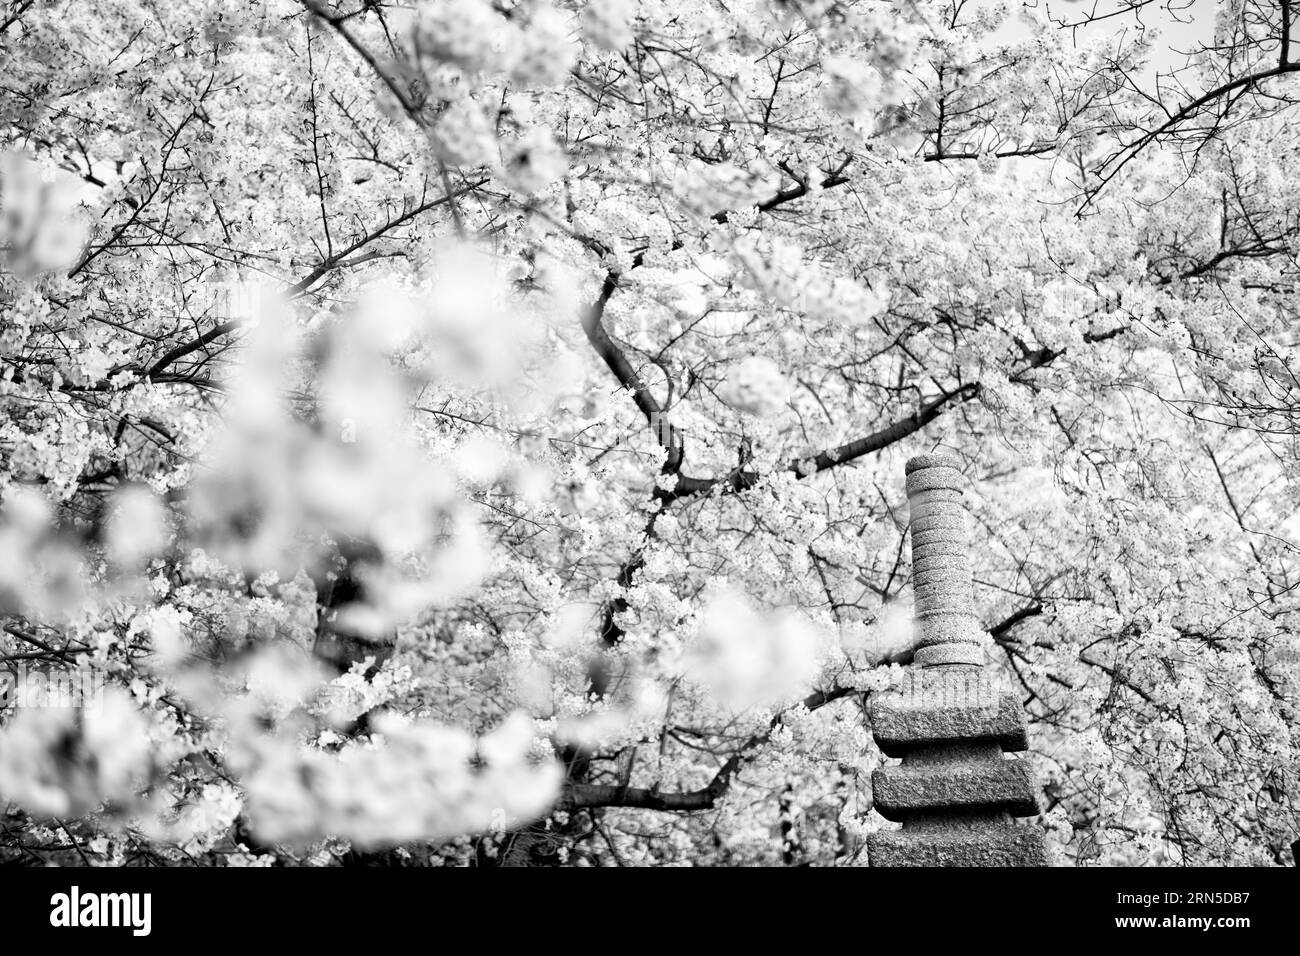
[711,162,852,224]
[987,603,1046,639]
[580,273,684,474]
[578,161,858,477]
[144,318,239,379]
[1281,0,1292,68]
[665,382,982,501]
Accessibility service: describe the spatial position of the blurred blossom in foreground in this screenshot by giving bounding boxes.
[0,227,571,852]
[104,484,170,569]
[0,688,154,818]
[0,151,89,276]
[0,487,51,612]
[504,126,567,194]
[581,0,635,51]
[418,241,535,392]
[839,601,917,666]
[188,277,496,636]
[0,486,89,622]
[238,711,560,847]
[717,355,792,417]
[685,590,827,711]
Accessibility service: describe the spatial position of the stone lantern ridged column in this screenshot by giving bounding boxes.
[866,455,1047,866]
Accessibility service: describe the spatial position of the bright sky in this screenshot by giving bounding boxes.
[1011,0,1218,77]
[1047,0,1214,67]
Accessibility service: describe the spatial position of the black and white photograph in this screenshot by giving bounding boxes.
[0,0,1295,925]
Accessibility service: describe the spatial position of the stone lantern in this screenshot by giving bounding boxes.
[867,455,1047,866]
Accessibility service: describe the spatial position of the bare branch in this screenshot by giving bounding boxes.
[564,685,859,812]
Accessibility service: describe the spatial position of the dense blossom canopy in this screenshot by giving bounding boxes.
[0,0,1297,866]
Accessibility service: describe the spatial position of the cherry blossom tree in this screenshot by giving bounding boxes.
[0,0,1296,866]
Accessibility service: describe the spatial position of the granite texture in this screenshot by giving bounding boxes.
[866,455,1047,867]
[868,825,1050,867]
[872,758,1040,820]
[870,670,1028,757]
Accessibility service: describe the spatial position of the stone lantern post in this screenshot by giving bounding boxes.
[867,455,1047,866]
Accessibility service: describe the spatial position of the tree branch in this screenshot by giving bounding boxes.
[987,603,1045,639]
[142,181,488,383]
[580,273,684,474]
[666,382,981,501]
[924,143,1056,163]
[286,179,488,297]
[1084,59,1300,211]
[1281,0,1292,67]
[711,162,853,224]
[563,685,859,812]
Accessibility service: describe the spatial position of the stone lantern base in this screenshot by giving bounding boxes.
[867,659,1047,866]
